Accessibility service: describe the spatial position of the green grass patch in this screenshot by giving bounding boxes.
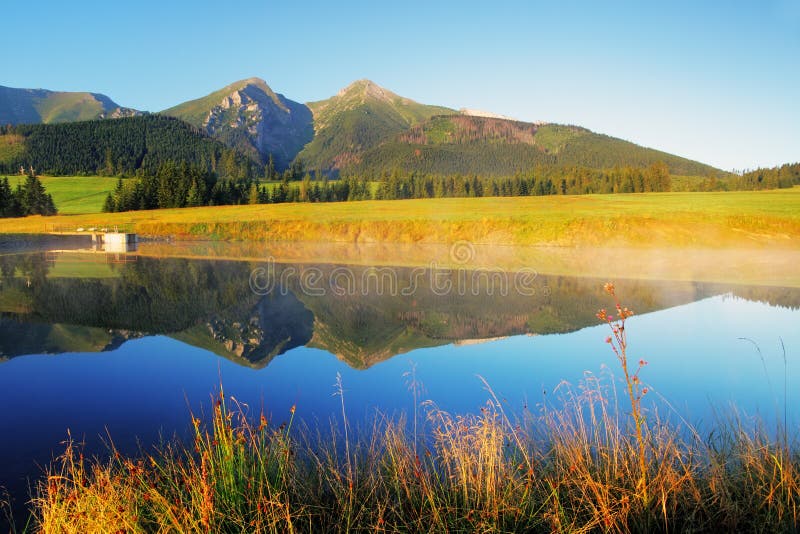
[9,175,121,214]
[33,92,105,123]
[47,255,119,279]
[421,116,458,144]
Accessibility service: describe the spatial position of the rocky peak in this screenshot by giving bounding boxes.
[100,107,142,119]
[162,77,313,169]
[205,81,287,133]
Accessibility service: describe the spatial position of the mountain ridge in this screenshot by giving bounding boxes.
[1,77,725,176]
[0,85,139,125]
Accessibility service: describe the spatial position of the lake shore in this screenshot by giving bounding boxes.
[1,189,799,249]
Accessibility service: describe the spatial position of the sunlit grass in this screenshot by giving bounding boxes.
[30,380,799,532]
[1,188,799,248]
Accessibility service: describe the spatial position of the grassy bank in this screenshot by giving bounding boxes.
[1,188,799,248]
[19,288,800,532]
[28,389,799,533]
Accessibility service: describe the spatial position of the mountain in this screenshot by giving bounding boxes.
[161,78,313,169]
[1,78,725,177]
[298,79,455,171]
[349,115,722,177]
[174,77,717,176]
[0,85,139,125]
[161,78,453,172]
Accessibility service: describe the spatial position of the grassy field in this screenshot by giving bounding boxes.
[9,175,120,214]
[1,188,799,249]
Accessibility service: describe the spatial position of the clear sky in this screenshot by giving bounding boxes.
[2,0,797,171]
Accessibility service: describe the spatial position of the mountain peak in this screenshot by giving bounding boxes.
[230,77,273,92]
[219,77,281,106]
[161,78,313,169]
[336,79,399,103]
[300,81,456,171]
[339,78,378,92]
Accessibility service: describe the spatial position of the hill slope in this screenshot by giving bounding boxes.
[297,79,455,171]
[349,115,722,177]
[161,78,313,169]
[0,115,258,177]
[0,85,139,125]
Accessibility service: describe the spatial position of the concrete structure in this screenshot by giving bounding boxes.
[98,232,137,246]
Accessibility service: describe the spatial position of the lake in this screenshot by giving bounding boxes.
[1,242,798,519]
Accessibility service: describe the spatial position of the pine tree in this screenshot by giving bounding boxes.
[102,192,116,213]
[0,177,12,217]
[265,154,276,181]
[248,182,260,205]
[104,147,115,176]
[186,178,205,207]
[17,175,57,215]
[299,173,312,201]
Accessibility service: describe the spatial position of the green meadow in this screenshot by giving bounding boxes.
[9,175,120,214]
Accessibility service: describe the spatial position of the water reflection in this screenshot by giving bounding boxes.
[1,250,798,368]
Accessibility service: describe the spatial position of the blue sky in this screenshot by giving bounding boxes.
[2,0,797,171]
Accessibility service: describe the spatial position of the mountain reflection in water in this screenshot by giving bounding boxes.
[2,250,798,368]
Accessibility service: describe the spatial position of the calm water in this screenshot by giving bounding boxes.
[1,247,798,518]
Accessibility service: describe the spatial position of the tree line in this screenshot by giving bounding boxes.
[734,163,800,190]
[102,161,375,212]
[368,162,673,199]
[103,162,674,212]
[102,159,800,214]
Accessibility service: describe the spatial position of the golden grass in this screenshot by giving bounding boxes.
[1,188,799,249]
[30,380,799,533]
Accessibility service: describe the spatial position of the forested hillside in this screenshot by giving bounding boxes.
[349,117,723,177]
[298,80,454,171]
[0,115,259,179]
